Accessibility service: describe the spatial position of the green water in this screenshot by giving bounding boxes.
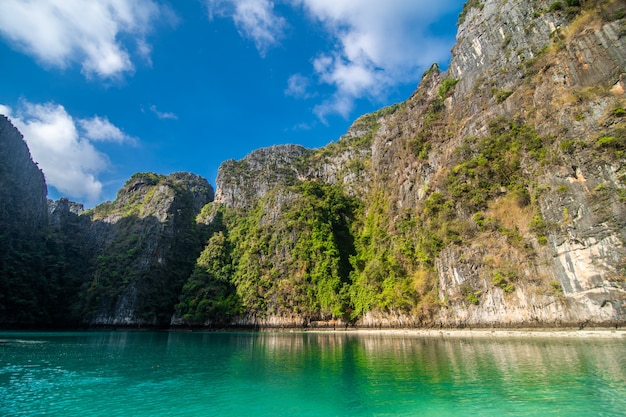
[0,331,624,416]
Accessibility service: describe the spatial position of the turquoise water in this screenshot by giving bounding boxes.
[0,331,625,416]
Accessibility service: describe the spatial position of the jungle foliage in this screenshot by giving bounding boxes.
[177,181,360,324]
[175,115,553,325]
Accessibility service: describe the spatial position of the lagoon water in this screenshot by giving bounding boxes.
[1,331,625,416]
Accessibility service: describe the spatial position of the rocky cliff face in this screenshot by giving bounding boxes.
[0,114,216,327]
[0,131,216,328]
[1,0,624,329]
[0,116,50,324]
[80,172,214,327]
[201,0,626,329]
[215,145,312,208]
[430,0,626,327]
[0,116,48,228]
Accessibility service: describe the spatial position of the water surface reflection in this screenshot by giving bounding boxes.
[0,331,624,416]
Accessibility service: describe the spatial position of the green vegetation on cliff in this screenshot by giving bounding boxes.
[176,230,240,325]
[177,181,360,324]
[2,0,625,329]
[174,117,551,325]
[0,116,59,325]
[172,0,626,327]
[76,172,213,325]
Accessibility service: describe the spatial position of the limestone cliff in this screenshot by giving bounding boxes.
[0,115,49,323]
[215,145,312,208]
[195,0,626,329]
[0,114,215,327]
[79,172,214,327]
[1,0,625,330]
[430,0,626,327]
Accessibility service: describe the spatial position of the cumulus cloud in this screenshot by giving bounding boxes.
[208,0,287,56]
[294,0,461,119]
[208,0,462,120]
[79,116,137,143]
[1,101,134,204]
[0,0,166,79]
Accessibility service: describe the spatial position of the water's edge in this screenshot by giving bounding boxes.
[3,326,624,339]
[2,329,625,416]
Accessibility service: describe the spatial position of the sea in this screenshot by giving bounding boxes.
[0,330,624,416]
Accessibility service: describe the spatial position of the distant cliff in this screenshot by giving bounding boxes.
[75,172,214,327]
[1,0,625,329]
[0,118,214,326]
[0,116,49,324]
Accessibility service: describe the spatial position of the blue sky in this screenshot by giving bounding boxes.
[0,0,465,207]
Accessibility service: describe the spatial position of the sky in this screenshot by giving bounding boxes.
[0,0,465,207]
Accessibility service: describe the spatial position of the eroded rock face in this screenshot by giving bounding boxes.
[210,0,626,328]
[0,116,49,324]
[429,0,626,327]
[81,173,214,327]
[215,145,311,208]
[450,1,566,97]
[2,1,625,329]
[0,117,217,327]
[0,116,48,233]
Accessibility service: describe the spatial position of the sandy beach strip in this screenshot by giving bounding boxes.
[297,327,626,339]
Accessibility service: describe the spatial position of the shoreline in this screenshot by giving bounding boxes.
[280,327,626,339]
[2,326,625,339]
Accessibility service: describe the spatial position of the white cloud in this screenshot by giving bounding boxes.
[207,0,462,120]
[285,73,313,98]
[0,0,166,79]
[79,116,136,143]
[294,0,461,119]
[0,104,12,117]
[149,105,178,120]
[208,0,286,56]
[1,101,134,204]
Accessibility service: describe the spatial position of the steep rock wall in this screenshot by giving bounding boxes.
[215,145,311,208]
[0,116,48,228]
[2,0,625,330]
[0,116,50,324]
[428,0,626,327]
[81,172,214,327]
[207,0,626,329]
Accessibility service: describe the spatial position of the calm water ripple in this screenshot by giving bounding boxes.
[0,331,624,416]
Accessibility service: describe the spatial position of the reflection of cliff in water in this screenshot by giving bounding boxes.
[3,331,624,415]
[357,334,625,387]
[228,332,626,407]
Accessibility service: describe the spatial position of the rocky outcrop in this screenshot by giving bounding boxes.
[215,144,311,208]
[427,0,626,328]
[0,116,216,327]
[0,115,49,324]
[81,172,214,327]
[208,0,626,329]
[0,115,48,235]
